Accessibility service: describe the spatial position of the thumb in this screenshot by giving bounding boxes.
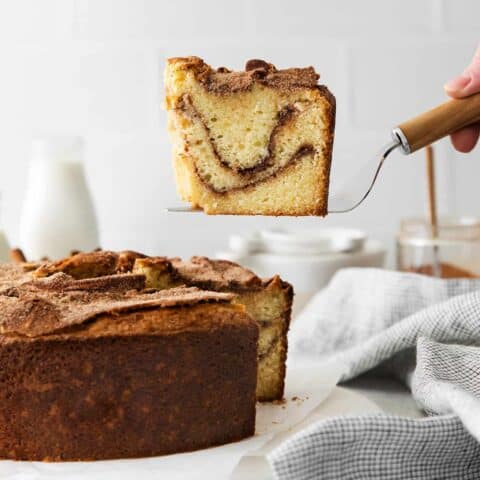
[444,45,480,98]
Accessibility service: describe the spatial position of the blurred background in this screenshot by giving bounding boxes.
[0,0,479,264]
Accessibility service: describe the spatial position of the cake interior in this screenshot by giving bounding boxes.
[234,282,290,401]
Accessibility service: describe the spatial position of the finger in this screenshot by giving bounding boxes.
[450,123,480,153]
[445,45,480,98]
[444,75,470,98]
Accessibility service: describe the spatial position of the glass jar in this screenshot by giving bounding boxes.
[396,217,480,278]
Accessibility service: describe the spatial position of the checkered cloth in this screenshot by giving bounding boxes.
[268,269,480,479]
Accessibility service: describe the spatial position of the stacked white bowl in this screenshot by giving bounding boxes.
[216,227,386,315]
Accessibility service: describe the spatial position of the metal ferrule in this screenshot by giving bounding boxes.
[391,127,411,155]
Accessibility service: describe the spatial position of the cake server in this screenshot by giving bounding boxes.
[167,92,480,215]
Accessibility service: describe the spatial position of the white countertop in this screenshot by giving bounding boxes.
[345,372,424,419]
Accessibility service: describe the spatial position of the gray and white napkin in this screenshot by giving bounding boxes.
[268,268,480,480]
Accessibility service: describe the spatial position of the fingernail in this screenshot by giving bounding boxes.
[444,74,470,93]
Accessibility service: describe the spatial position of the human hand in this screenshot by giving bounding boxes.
[444,45,480,153]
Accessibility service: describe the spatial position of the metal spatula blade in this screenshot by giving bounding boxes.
[327,139,400,213]
[166,206,203,213]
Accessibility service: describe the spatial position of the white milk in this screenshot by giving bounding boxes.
[19,137,99,260]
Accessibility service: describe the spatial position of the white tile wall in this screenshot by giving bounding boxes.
[0,0,74,42]
[250,0,435,36]
[74,0,250,41]
[443,0,480,32]
[0,0,479,261]
[349,39,473,129]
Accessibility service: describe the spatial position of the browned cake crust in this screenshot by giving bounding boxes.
[170,256,263,291]
[0,263,32,290]
[0,266,258,461]
[31,251,269,292]
[0,273,235,337]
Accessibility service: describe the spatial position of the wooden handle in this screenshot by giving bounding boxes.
[396,92,480,153]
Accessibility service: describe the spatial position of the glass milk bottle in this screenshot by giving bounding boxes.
[19,137,99,260]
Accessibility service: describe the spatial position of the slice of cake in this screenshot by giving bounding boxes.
[133,256,293,401]
[164,56,335,216]
[0,268,257,460]
[32,250,293,402]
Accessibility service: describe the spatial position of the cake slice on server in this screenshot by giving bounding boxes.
[164,57,335,216]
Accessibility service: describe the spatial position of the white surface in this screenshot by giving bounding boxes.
[232,386,382,480]
[0,362,343,480]
[0,1,478,259]
[345,373,424,419]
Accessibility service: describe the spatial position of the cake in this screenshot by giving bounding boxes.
[164,56,336,216]
[0,264,258,461]
[33,251,293,402]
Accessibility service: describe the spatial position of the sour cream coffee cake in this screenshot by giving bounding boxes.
[0,250,293,460]
[165,57,336,215]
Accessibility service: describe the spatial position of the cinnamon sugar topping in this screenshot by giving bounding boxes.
[171,256,262,291]
[0,266,234,337]
[167,56,320,94]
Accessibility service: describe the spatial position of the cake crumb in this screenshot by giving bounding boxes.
[291,396,307,404]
